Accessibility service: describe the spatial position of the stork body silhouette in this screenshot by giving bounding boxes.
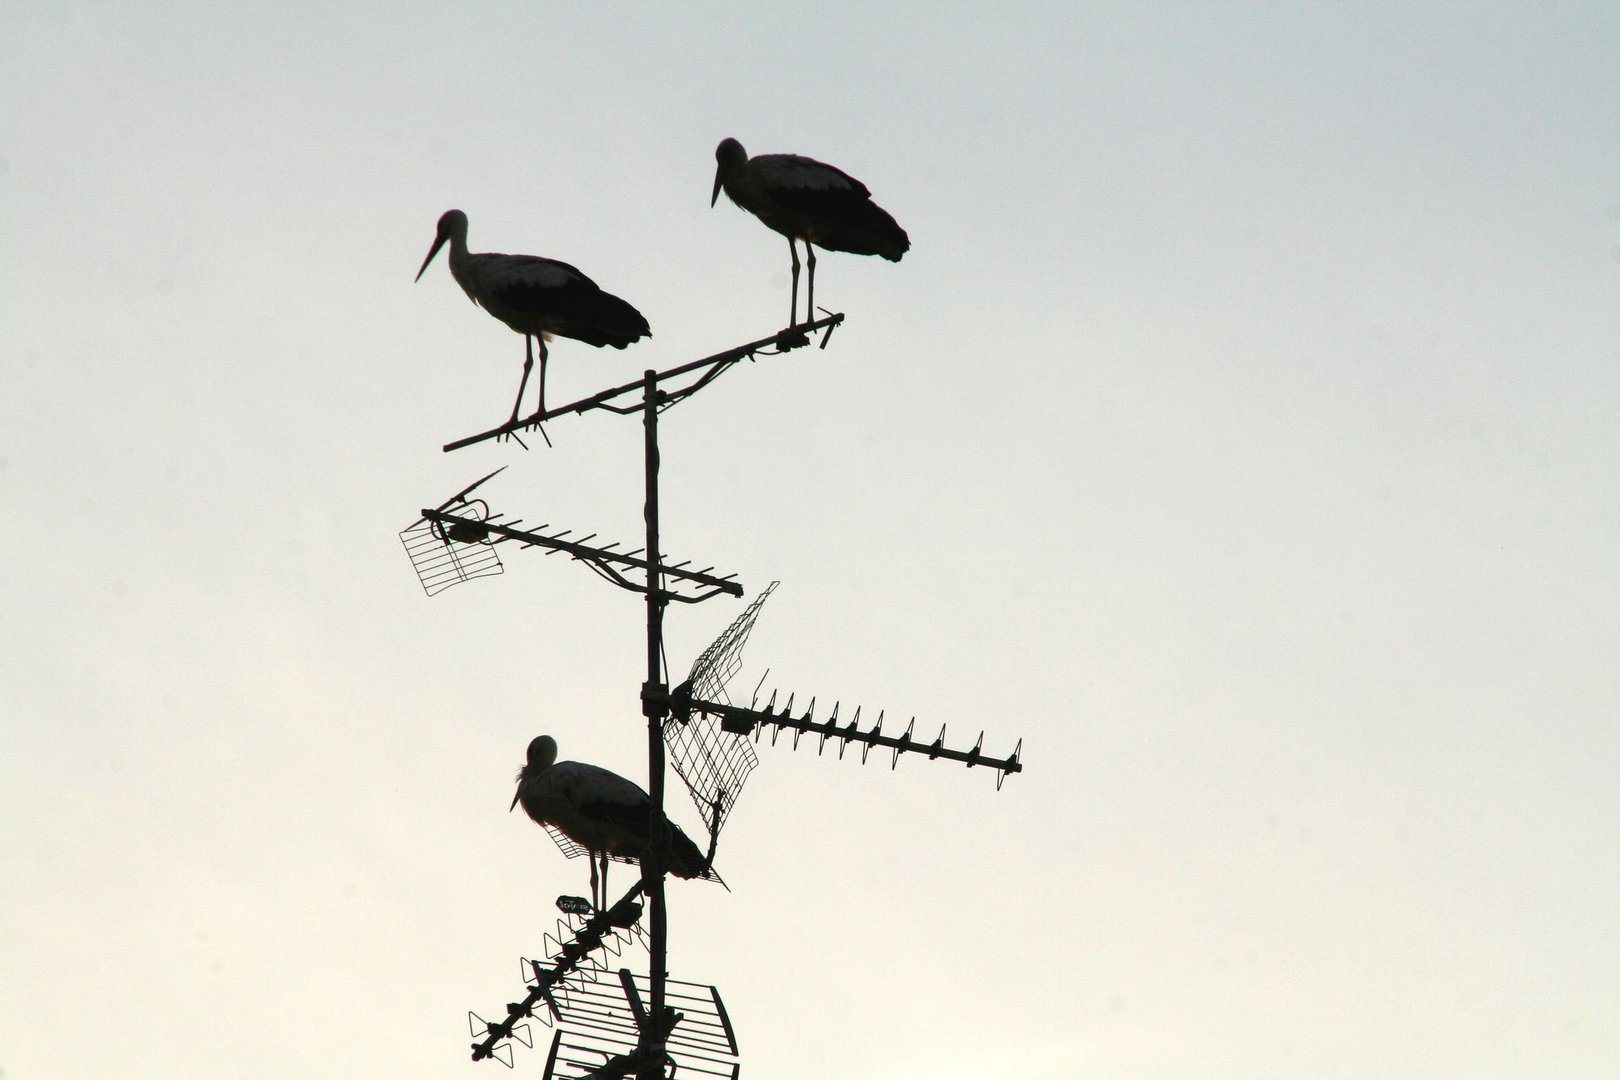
[416,210,650,421]
[511,735,708,910]
[711,138,909,325]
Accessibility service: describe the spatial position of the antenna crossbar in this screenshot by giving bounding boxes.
[444,313,844,452]
[470,888,648,1065]
[421,508,743,602]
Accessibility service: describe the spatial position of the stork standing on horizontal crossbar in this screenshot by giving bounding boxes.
[511,735,711,911]
[710,137,910,326]
[415,210,650,422]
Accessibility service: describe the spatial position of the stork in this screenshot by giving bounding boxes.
[510,735,709,911]
[415,210,651,423]
[710,137,910,326]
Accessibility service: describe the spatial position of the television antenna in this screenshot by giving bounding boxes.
[405,308,1027,1078]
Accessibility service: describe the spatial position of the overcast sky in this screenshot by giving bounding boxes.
[4,4,1618,1079]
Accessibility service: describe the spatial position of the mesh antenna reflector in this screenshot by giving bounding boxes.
[666,582,778,836]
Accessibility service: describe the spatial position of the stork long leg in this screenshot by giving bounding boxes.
[588,853,600,912]
[805,243,817,321]
[536,337,549,416]
[787,237,801,327]
[510,336,535,424]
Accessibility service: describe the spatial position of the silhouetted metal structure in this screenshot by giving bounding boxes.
[442,314,843,452]
[403,292,1026,1077]
[662,584,1023,848]
[538,967,738,1080]
[406,320,842,1077]
[419,498,741,603]
[468,891,649,1067]
[713,695,1021,787]
[399,467,507,595]
[663,583,776,836]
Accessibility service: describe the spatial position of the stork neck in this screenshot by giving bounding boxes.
[445,229,470,267]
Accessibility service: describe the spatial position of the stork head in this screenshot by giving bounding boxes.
[711,138,746,207]
[415,208,469,281]
[511,734,559,811]
[525,734,559,769]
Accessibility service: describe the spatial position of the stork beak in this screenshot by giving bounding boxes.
[710,168,724,208]
[510,789,521,812]
[415,234,447,282]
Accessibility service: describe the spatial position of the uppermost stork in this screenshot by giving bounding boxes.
[711,137,910,326]
[415,210,651,423]
[511,734,710,911]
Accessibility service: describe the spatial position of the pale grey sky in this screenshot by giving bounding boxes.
[3,4,1618,1079]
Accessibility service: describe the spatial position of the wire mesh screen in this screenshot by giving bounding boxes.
[664,718,756,840]
[543,824,639,866]
[399,512,503,595]
[690,581,778,704]
[542,969,739,1080]
[666,582,777,837]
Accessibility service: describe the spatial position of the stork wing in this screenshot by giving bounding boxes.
[576,796,655,837]
[466,252,598,299]
[753,153,871,198]
[548,761,649,804]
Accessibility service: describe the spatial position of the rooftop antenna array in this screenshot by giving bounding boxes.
[404,263,1026,1080]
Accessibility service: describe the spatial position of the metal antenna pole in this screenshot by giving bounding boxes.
[640,369,669,1080]
[432,324,876,1077]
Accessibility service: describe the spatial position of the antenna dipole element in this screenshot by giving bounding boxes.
[686,695,1024,788]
